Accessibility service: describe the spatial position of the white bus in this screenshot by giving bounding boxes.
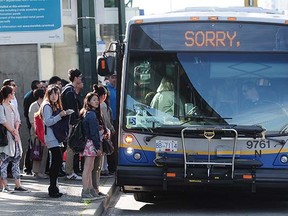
[98,7,288,201]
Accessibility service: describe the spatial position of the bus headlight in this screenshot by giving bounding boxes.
[127,147,134,154]
[134,153,141,160]
[280,155,288,163]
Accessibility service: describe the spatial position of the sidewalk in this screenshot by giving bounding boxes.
[0,173,116,216]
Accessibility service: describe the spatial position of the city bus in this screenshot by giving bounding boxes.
[98,7,288,201]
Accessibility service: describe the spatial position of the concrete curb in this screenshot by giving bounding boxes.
[94,181,118,216]
[81,177,118,216]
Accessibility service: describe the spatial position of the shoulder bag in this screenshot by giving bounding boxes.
[0,106,8,147]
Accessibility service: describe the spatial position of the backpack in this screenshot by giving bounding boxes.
[68,118,86,153]
[34,113,45,145]
[43,104,70,143]
[52,109,70,143]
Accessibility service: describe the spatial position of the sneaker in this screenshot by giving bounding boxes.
[98,191,107,197]
[66,173,82,180]
[25,171,33,176]
[2,186,14,193]
[14,186,30,193]
[81,189,99,201]
[90,189,106,199]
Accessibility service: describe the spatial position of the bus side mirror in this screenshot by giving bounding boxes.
[97,55,116,76]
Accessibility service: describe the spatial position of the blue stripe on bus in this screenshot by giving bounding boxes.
[118,147,288,168]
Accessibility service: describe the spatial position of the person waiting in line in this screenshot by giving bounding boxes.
[73,80,85,176]
[23,79,42,175]
[48,76,62,90]
[40,80,48,92]
[105,72,117,175]
[93,84,114,177]
[28,88,48,179]
[91,91,108,198]
[47,75,66,177]
[150,77,175,115]
[0,85,29,192]
[80,92,104,201]
[40,85,67,198]
[2,79,22,179]
[61,68,83,180]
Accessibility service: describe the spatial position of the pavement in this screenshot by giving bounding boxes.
[0,173,117,216]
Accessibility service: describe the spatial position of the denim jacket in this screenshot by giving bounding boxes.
[82,110,100,150]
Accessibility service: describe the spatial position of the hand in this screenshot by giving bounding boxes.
[96,149,102,157]
[60,110,67,117]
[11,129,17,137]
[14,134,20,142]
[103,133,110,140]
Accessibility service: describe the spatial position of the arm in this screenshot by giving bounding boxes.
[87,112,101,150]
[23,92,31,118]
[64,91,79,124]
[42,104,63,127]
[28,103,36,125]
[28,103,38,132]
[100,105,115,134]
[0,105,17,137]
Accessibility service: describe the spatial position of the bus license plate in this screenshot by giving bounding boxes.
[156,140,178,152]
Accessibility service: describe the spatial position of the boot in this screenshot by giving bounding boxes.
[48,186,63,198]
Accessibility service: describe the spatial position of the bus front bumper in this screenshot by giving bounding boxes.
[116,165,288,193]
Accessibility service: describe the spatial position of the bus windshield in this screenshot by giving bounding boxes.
[124,52,288,134]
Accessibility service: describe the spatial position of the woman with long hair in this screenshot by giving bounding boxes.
[80,92,103,201]
[93,84,114,177]
[0,85,28,192]
[39,85,66,198]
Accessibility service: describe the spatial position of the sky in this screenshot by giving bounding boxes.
[132,0,270,15]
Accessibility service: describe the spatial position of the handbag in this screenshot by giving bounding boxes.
[30,138,43,161]
[0,123,8,147]
[102,138,114,155]
[0,106,8,147]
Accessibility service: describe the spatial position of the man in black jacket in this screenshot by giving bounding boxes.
[61,68,83,180]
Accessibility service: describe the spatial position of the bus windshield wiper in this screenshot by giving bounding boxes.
[180,116,232,125]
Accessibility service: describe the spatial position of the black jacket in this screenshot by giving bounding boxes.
[61,84,80,125]
[23,90,36,129]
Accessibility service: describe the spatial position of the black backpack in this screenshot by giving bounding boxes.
[52,109,70,143]
[43,104,70,143]
[68,118,86,153]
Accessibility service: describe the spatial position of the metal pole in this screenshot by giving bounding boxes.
[117,0,126,43]
[77,0,97,95]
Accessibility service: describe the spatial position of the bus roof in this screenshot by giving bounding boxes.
[129,7,288,25]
